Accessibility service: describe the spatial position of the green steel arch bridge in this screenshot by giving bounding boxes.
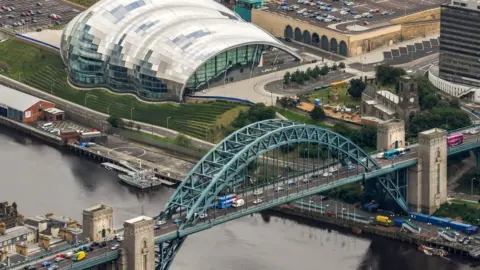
[9,120,480,270]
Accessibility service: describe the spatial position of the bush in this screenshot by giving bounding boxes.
[107,116,124,128]
[231,103,276,128]
[309,106,326,121]
[175,134,192,148]
[347,79,366,99]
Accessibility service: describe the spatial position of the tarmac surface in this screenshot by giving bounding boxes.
[267,0,448,33]
[265,70,355,95]
[0,0,84,30]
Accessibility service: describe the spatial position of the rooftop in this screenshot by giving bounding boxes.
[373,103,396,115]
[0,85,48,111]
[0,226,35,243]
[125,216,152,224]
[44,108,64,115]
[84,204,109,212]
[377,90,399,104]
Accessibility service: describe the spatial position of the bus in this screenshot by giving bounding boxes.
[446,133,464,147]
[384,149,400,160]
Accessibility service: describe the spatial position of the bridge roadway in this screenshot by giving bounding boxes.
[14,130,480,269]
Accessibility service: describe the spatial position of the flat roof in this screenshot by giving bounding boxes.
[84,204,108,212]
[125,216,152,224]
[374,103,396,115]
[0,226,35,243]
[0,85,48,112]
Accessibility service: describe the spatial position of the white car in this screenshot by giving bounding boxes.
[340,10,348,15]
[275,186,284,192]
[323,172,332,177]
[199,213,207,219]
[111,244,120,250]
[156,220,166,226]
[253,199,263,204]
[253,190,263,196]
[353,14,362,19]
[302,178,310,183]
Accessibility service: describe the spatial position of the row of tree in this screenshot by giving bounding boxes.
[283,62,346,85]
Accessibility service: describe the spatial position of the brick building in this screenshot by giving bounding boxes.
[0,85,55,123]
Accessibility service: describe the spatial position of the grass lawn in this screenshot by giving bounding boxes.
[275,107,333,129]
[307,85,360,106]
[450,199,480,209]
[216,106,249,126]
[64,0,95,7]
[0,38,241,139]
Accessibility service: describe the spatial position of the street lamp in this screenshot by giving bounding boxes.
[84,94,95,107]
[50,83,55,94]
[166,116,172,129]
[471,178,476,196]
[130,108,135,121]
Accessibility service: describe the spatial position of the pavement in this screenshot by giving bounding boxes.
[265,70,355,95]
[0,0,83,31]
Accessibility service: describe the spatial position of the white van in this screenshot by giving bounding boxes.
[41,122,53,130]
[233,199,245,208]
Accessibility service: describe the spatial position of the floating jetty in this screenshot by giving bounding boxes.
[102,162,176,189]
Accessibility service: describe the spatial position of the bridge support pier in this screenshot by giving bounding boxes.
[123,216,155,270]
[407,128,447,214]
[376,119,405,152]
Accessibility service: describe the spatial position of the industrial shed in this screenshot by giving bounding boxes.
[0,85,55,123]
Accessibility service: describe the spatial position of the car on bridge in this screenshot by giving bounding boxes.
[156,220,167,226]
[274,187,284,192]
[253,199,263,204]
[253,190,263,196]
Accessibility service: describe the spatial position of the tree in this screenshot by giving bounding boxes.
[231,103,276,128]
[375,65,406,85]
[319,65,330,76]
[107,116,124,128]
[338,62,346,69]
[347,79,366,98]
[175,134,192,148]
[409,107,471,134]
[278,97,298,108]
[283,71,291,85]
[422,94,439,110]
[331,63,338,71]
[309,106,326,121]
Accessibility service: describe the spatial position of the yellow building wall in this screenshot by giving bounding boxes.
[391,8,441,24]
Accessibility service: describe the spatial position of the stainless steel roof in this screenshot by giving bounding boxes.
[0,85,45,111]
[61,0,300,89]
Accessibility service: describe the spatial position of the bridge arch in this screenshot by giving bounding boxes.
[162,120,380,224]
[339,40,348,56]
[321,35,329,51]
[285,25,293,39]
[303,30,311,45]
[312,33,320,46]
[294,27,302,41]
[330,38,338,53]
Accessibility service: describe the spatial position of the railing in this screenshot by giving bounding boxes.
[5,241,88,269]
[448,124,480,135]
[63,250,119,270]
[15,33,60,51]
[190,96,255,105]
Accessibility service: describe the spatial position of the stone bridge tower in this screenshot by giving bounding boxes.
[396,74,421,127]
[376,119,405,151]
[123,216,155,270]
[82,205,114,242]
[408,128,447,214]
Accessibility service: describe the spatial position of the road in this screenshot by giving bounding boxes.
[11,127,480,269]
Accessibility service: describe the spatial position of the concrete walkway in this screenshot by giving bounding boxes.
[347,34,440,65]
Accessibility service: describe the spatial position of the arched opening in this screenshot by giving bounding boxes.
[284,25,293,39]
[339,41,348,56]
[312,33,320,46]
[101,228,106,238]
[321,35,329,51]
[294,28,302,42]
[330,38,338,54]
[303,30,311,45]
[143,240,148,270]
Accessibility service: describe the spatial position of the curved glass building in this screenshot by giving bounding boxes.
[60,0,301,101]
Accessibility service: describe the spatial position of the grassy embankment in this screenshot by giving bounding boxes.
[0,38,245,141]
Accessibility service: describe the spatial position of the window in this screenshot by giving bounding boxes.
[437,163,441,194]
[143,240,147,270]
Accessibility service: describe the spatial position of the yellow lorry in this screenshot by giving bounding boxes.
[375,215,392,226]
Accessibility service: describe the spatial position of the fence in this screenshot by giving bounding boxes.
[190,95,255,105]
[15,33,60,51]
[111,127,206,159]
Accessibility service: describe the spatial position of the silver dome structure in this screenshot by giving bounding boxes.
[60,0,301,101]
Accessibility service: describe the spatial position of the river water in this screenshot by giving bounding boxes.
[0,126,478,270]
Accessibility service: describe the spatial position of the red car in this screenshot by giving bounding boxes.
[363,21,371,25]
[56,254,65,258]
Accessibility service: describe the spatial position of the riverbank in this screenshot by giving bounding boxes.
[269,204,476,259]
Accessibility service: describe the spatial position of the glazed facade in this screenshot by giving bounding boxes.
[60,0,300,101]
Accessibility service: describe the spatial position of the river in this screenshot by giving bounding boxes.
[0,126,478,270]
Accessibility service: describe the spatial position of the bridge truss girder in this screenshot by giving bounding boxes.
[155,119,409,270]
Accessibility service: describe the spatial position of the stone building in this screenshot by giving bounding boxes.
[0,202,21,229]
[361,75,420,127]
